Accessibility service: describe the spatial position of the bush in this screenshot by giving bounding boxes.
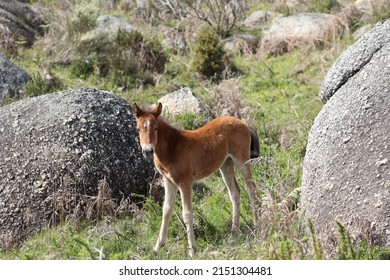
[37,4,167,89]
[72,29,167,88]
[192,26,227,79]
[133,0,246,37]
[173,112,204,130]
[25,73,65,97]
[179,0,246,37]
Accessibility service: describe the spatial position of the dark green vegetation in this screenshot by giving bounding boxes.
[1,0,390,260]
[192,26,227,79]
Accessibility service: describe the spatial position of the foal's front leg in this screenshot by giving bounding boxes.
[179,184,196,257]
[154,177,177,254]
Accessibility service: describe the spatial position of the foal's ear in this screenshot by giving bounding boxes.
[133,103,143,118]
[153,102,162,118]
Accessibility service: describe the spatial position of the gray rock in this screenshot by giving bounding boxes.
[243,10,273,28]
[320,19,390,103]
[0,88,154,249]
[225,34,259,55]
[261,13,344,55]
[0,0,46,48]
[158,87,207,117]
[95,14,133,34]
[0,55,30,106]
[301,20,390,258]
[80,14,134,45]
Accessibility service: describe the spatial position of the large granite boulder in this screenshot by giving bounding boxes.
[320,19,390,102]
[0,88,154,249]
[0,0,45,49]
[301,19,390,258]
[0,55,30,106]
[261,13,344,55]
[243,10,274,28]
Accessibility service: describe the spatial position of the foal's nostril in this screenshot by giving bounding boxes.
[142,148,154,159]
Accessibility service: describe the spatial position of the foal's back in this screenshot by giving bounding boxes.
[174,116,252,180]
[184,116,251,149]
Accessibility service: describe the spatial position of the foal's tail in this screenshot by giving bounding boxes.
[249,127,260,159]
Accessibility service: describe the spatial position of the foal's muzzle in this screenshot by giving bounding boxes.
[142,147,154,159]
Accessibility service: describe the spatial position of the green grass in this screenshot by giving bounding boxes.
[4,43,383,260]
[2,0,389,260]
[1,41,379,261]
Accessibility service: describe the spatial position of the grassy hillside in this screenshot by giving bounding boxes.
[1,0,390,260]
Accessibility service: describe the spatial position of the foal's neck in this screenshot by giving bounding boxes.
[155,118,181,158]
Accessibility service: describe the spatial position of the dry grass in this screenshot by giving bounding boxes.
[355,0,390,16]
[260,14,345,56]
[46,178,138,229]
[0,25,16,54]
[250,155,309,259]
[208,78,252,120]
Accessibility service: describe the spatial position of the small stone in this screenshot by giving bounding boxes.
[376,158,388,167]
[342,136,351,143]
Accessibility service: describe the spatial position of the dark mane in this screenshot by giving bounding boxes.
[158,115,182,135]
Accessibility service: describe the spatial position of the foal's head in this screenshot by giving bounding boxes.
[133,102,162,159]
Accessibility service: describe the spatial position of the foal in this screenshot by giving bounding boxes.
[133,102,260,257]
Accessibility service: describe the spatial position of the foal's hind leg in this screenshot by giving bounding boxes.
[154,176,177,254]
[232,157,260,229]
[219,158,240,231]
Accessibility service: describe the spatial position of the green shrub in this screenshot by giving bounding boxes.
[70,58,95,79]
[336,221,356,260]
[309,0,341,13]
[25,73,65,97]
[308,219,324,259]
[114,29,167,74]
[192,26,227,79]
[173,112,204,130]
[73,29,167,88]
[336,221,390,260]
[67,8,98,37]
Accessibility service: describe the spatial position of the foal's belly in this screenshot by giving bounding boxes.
[192,153,227,180]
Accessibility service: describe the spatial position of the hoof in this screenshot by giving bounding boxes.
[231,225,241,234]
[188,247,196,258]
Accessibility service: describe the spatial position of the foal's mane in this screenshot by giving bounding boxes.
[159,115,182,135]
